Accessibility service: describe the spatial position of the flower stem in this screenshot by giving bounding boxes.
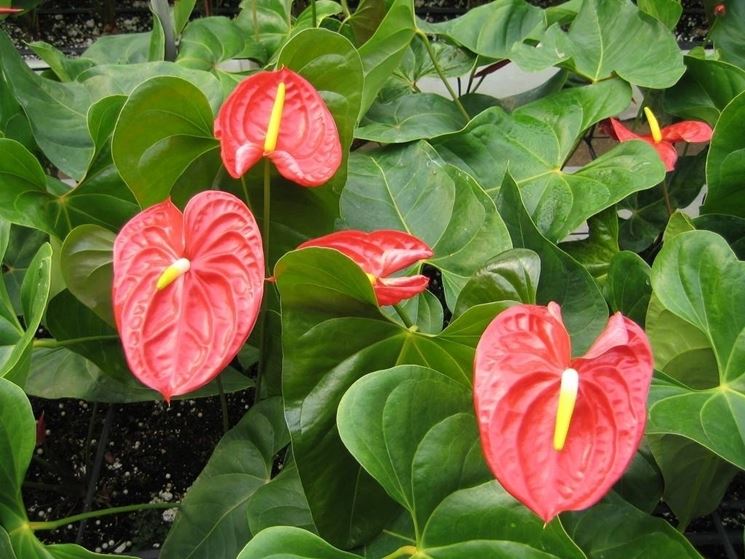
[393,304,414,328]
[33,335,120,348]
[382,545,419,559]
[28,502,179,532]
[415,30,469,123]
[241,174,251,208]
[311,0,317,27]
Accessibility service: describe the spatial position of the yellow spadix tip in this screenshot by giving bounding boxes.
[263,82,286,153]
[553,368,579,452]
[644,107,663,143]
[156,258,191,290]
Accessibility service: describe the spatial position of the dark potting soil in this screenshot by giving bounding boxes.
[25,390,253,556]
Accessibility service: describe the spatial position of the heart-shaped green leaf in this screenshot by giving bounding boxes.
[664,56,745,126]
[177,16,246,71]
[340,142,511,307]
[703,91,745,218]
[710,0,745,69]
[246,462,315,535]
[161,398,288,559]
[497,174,607,355]
[238,527,360,559]
[112,76,218,207]
[433,80,664,241]
[647,230,745,468]
[277,247,507,547]
[235,0,292,63]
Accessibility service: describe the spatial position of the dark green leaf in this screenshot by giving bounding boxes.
[561,207,619,285]
[710,0,745,68]
[237,527,360,559]
[246,463,315,535]
[604,251,651,327]
[177,17,246,70]
[0,377,34,512]
[235,0,292,62]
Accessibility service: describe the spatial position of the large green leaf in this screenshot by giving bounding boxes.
[0,527,17,559]
[277,29,363,194]
[604,251,651,327]
[340,142,511,307]
[235,0,292,62]
[356,93,466,143]
[60,225,115,326]
[710,0,745,68]
[433,80,664,241]
[647,230,745,469]
[0,243,52,385]
[357,0,416,116]
[177,16,246,70]
[27,41,94,82]
[648,434,738,530]
[277,247,507,547]
[512,0,685,88]
[0,377,34,511]
[453,248,540,318]
[338,366,584,558]
[237,527,360,559]
[161,398,288,559]
[1,223,47,315]
[112,76,218,207]
[338,0,385,45]
[562,493,703,558]
[560,207,619,286]
[664,56,745,126]
[702,91,745,218]
[497,175,607,355]
[426,0,543,60]
[82,33,152,64]
[246,462,315,535]
[638,0,682,28]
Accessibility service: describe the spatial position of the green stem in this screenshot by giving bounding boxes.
[28,502,179,532]
[33,335,120,349]
[311,0,317,27]
[415,30,469,123]
[216,376,230,434]
[240,174,251,208]
[393,304,414,329]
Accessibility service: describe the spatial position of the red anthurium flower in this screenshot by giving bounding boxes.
[608,107,712,172]
[474,302,653,523]
[214,68,342,187]
[113,191,264,401]
[714,3,726,16]
[299,230,433,306]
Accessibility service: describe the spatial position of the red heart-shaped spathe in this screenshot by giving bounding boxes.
[299,230,433,306]
[473,303,653,522]
[113,191,264,400]
[214,68,342,186]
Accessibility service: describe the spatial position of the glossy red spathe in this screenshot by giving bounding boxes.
[474,302,653,523]
[607,111,712,172]
[299,230,433,306]
[214,68,342,187]
[113,191,265,401]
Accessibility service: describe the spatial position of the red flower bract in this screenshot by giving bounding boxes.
[474,302,653,523]
[113,191,265,401]
[299,230,433,306]
[214,68,342,186]
[607,109,712,172]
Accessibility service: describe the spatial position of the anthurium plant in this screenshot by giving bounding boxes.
[0,0,743,557]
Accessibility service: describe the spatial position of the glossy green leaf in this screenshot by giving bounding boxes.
[397,39,476,85]
[59,225,115,326]
[612,447,663,514]
[278,247,508,547]
[382,290,444,334]
[0,30,93,180]
[356,93,466,143]
[238,527,360,559]
[339,0,385,45]
[161,398,288,559]
[562,493,703,559]
[338,366,487,529]
[82,33,152,64]
[647,230,745,468]
[1,223,47,315]
[1,243,52,384]
[341,142,511,307]
[434,80,664,241]
[497,174,607,355]
[710,0,745,68]
[561,207,619,285]
[453,248,540,318]
[0,527,17,559]
[27,41,94,82]
[246,463,315,535]
[0,139,136,238]
[702,91,745,217]
[694,213,745,259]
[173,0,197,34]
[177,16,246,70]
[357,0,416,116]
[277,29,363,193]
[619,151,706,252]
[426,0,543,60]
[514,0,685,88]
[0,71,34,152]
[637,0,682,29]
[112,76,218,207]
[0,377,34,510]
[604,251,651,327]
[649,434,738,530]
[294,1,344,33]
[235,0,292,62]
[664,56,745,126]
